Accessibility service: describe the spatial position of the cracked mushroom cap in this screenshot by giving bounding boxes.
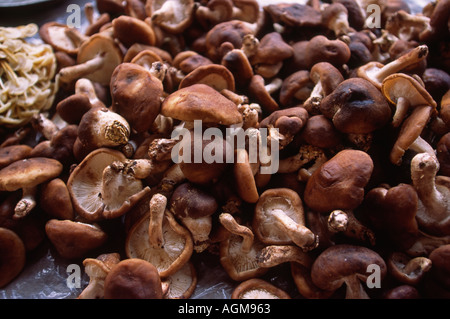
[104,258,163,299]
[45,219,108,259]
[67,148,151,221]
[110,63,164,134]
[0,227,26,288]
[161,83,242,125]
[0,157,63,192]
[311,244,387,299]
[304,149,373,213]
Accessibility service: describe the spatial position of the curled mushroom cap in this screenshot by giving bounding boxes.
[253,188,318,251]
[304,149,374,213]
[231,278,291,299]
[161,84,242,125]
[110,63,164,134]
[164,261,197,299]
[387,252,432,286]
[0,157,63,219]
[382,73,437,127]
[104,258,163,299]
[320,78,392,135]
[39,22,85,56]
[125,196,193,278]
[311,244,387,299]
[67,148,151,221]
[146,0,195,34]
[45,219,108,259]
[0,227,26,288]
[178,64,235,92]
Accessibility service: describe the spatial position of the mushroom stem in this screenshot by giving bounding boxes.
[271,209,319,251]
[14,186,37,219]
[411,153,448,221]
[31,113,59,140]
[148,193,168,249]
[58,53,105,84]
[257,245,313,268]
[241,34,259,58]
[328,210,376,246]
[278,145,324,173]
[303,80,324,111]
[219,213,254,254]
[374,45,428,83]
[344,276,370,299]
[392,96,410,127]
[265,78,282,95]
[155,163,186,198]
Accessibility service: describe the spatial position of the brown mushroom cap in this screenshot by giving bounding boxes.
[0,157,63,192]
[104,258,163,299]
[279,70,313,107]
[263,3,322,28]
[169,182,218,219]
[39,22,82,56]
[0,227,26,288]
[160,83,242,125]
[0,144,32,169]
[304,35,351,70]
[304,149,374,213]
[40,178,74,220]
[299,114,342,149]
[311,244,387,299]
[110,63,164,134]
[178,64,235,92]
[45,219,108,259]
[112,15,156,48]
[437,132,450,176]
[320,78,392,134]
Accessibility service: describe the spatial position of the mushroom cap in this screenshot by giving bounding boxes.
[234,148,259,204]
[56,93,94,124]
[0,157,63,192]
[39,22,80,55]
[304,149,373,213]
[178,64,235,92]
[45,219,108,259]
[110,63,164,133]
[263,3,322,28]
[250,32,293,66]
[169,182,218,219]
[253,188,307,245]
[429,244,450,288]
[309,62,345,95]
[382,73,437,108]
[0,227,26,288]
[164,261,197,299]
[104,258,163,299]
[147,0,195,34]
[160,83,242,125]
[299,114,342,149]
[231,278,291,299]
[112,15,156,48]
[67,148,150,221]
[279,70,313,107]
[76,33,123,85]
[40,178,74,220]
[304,35,351,70]
[320,78,392,134]
[0,144,32,169]
[248,75,279,114]
[125,211,193,278]
[311,244,387,293]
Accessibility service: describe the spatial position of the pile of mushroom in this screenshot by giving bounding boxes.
[1,0,450,299]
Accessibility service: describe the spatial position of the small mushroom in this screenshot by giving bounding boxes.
[103,258,163,299]
[219,212,267,281]
[0,227,26,288]
[67,148,151,221]
[0,144,32,169]
[0,157,63,219]
[387,252,432,286]
[311,244,387,299]
[110,62,164,134]
[178,64,235,92]
[57,33,123,86]
[39,22,86,56]
[231,278,291,299]
[169,182,218,252]
[302,62,345,115]
[410,152,450,236]
[253,188,318,251]
[45,219,108,259]
[381,73,437,128]
[125,194,193,278]
[321,2,351,40]
[78,252,121,299]
[356,44,429,89]
[39,178,74,220]
[278,70,314,107]
[77,107,130,153]
[195,0,234,29]
[304,149,374,213]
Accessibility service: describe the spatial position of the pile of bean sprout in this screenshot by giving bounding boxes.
[0,23,57,127]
